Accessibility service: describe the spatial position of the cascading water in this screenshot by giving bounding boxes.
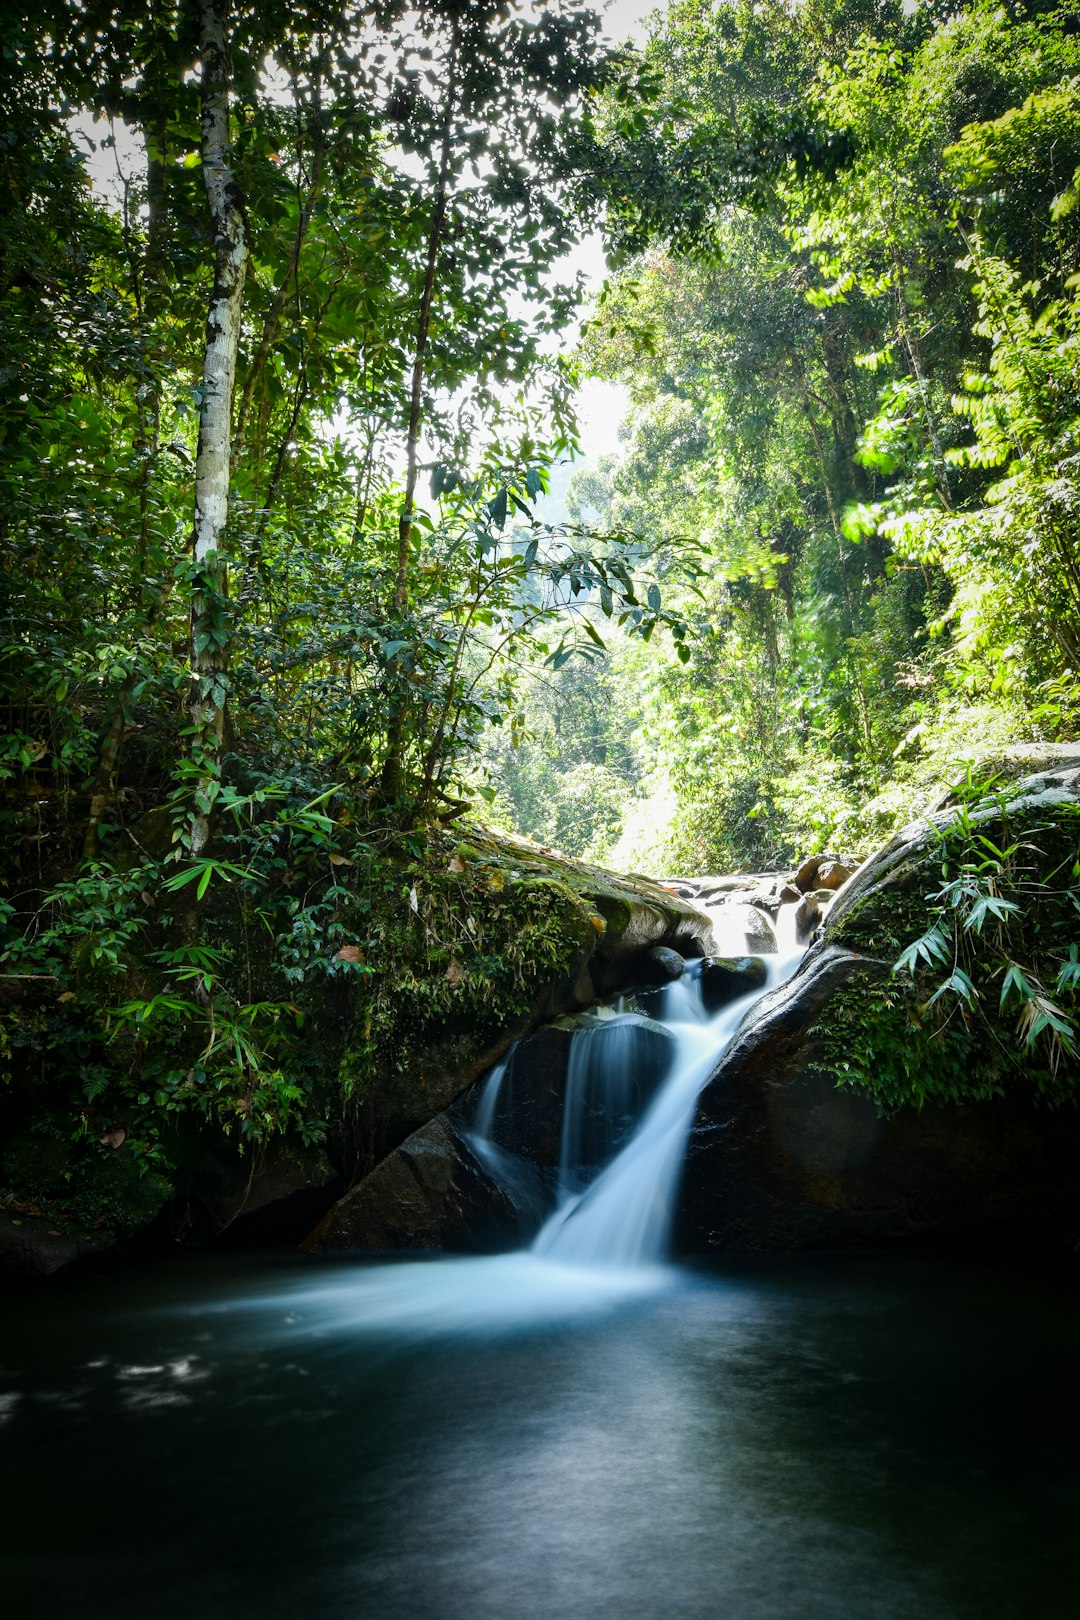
[530,948,802,1269]
[236,909,804,1343]
[465,915,804,1273]
[555,1012,674,1202]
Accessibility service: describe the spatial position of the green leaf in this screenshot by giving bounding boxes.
[894,925,949,976]
[925,968,977,1010]
[963,894,1020,933]
[1000,962,1035,1009]
[488,487,508,530]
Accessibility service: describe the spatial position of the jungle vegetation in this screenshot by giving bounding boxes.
[2,0,1078,1220]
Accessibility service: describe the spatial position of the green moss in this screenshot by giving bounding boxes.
[827,878,927,958]
[592,894,633,939]
[1,1123,172,1239]
[812,972,989,1113]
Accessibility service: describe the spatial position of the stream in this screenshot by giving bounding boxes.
[2,1250,1077,1619]
[2,943,1077,1617]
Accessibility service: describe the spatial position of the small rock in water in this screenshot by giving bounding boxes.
[794,852,861,893]
[638,946,686,985]
[700,956,768,1014]
[778,882,801,905]
[794,892,823,941]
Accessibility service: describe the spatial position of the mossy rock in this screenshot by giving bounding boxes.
[673,937,1080,1255]
[821,761,1080,1111]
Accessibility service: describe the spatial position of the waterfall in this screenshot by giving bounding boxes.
[468,914,803,1272]
[556,1015,672,1202]
[471,1051,512,1144]
[532,951,800,1268]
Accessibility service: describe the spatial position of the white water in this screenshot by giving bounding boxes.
[556,1014,669,1201]
[471,1053,511,1142]
[228,935,805,1342]
[532,949,802,1268]
[249,912,803,1343]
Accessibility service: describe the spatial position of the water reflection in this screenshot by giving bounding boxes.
[1,1253,1076,1620]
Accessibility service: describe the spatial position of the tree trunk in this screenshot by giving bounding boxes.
[190,0,248,855]
[379,18,461,805]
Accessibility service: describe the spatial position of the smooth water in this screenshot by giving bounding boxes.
[535,954,800,1267]
[5,939,1074,1617]
[2,1250,1077,1619]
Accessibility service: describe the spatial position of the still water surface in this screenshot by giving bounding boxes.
[2,1250,1077,1620]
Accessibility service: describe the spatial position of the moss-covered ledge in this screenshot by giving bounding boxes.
[330,822,715,1159]
[0,812,714,1277]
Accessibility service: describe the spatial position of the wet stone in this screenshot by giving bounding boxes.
[700,956,768,1015]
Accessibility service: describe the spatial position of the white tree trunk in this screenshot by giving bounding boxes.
[190,0,248,854]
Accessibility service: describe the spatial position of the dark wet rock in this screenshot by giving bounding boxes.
[309,1011,678,1253]
[484,1011,676,1160]
[168,1138,341,1245]
[638,946,686,985]
[778,882,801,906]
[676,947,1080,1253]
[305,1115,523,1254]
[792,887,838,943]
[700,956,768,1014]
[0,1215,114,1282]
[793,892,826,941]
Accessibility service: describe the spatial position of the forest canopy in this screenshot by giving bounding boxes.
[486,0,1080,873]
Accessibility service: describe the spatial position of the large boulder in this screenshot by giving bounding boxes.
[793,851,862,894]
[700,956,768,1014]
[676,947,1080,1252]
[305,1114,525,1254]
[677,756,1080,1252]
[0,1215,114,1281]
[162,1134,340,1245]
[338,832,715,1158]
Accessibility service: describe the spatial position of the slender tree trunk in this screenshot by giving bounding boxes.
[887,242,953,512]
[393,23,460,618]
[379,18,461,804]
[190,0,248,855]
[232,137,325,466]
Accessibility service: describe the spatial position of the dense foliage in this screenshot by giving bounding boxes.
[1,0,681,1221]
[2,0,1079,1235]
[489,0,1080,874]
